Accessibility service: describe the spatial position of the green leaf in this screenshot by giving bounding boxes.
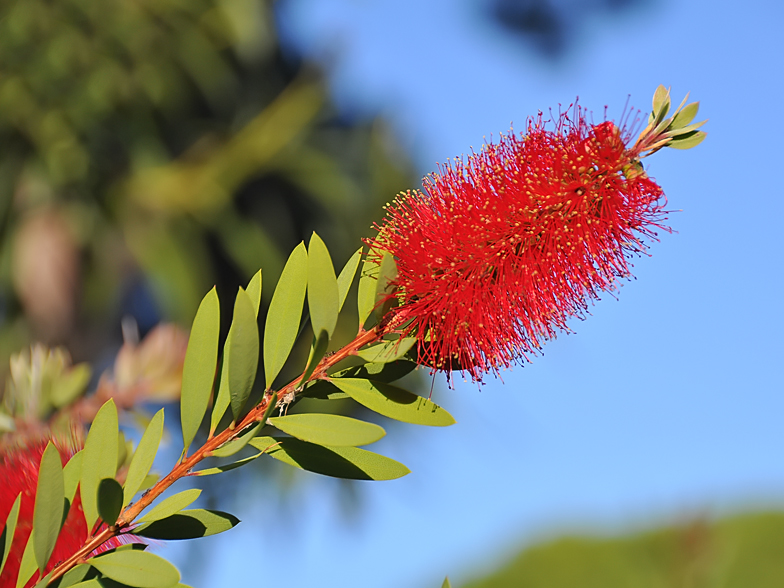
[246,269,262,318]
[374,250,398,320]
[211,423,261,458]
[337,247,362,312]
[180,287,220,453]
[332,360,417,383]
[63,451,82,504]
[55,563,93,588]
[81,400,119,529]
[97,478,124,526]
[227,288,260,421]
[269,413,385,446]
[356,338,417,363]
[88,550,180,588]
[652,85,670,122]
[264,242,308,389]
[250,436,410,481]
[33,443,64,571]
[209,356,230,436]
[298,330,330,386]
[123,409,164,507]
[137,489,201,524]
[357,252,379,327]
[17,534,36,588]
[668,130,707,150]
[307,232,339,340]
[50,363,91,408]
[331,378,456,427]
[60,580,101,588]
[0,493,21,578]
[192,451,265,476]
[442,577,452,588]
[132,509,239,540]
[670,101,699,129]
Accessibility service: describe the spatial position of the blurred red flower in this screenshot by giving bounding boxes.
[371,110,668,382]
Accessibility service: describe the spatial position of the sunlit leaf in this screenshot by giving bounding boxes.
[442,577,452,588]
[81,400,119,529]
[62,451,83,504]
[264,242,308,388]
[180,287,220,453]
[0,493,21,578]
[33,443,65,573]
[670,101,699,129]
[331,378,455,427]
[124,409,164,507]
[269,413,385,446]
[211,423,261,458]
[374,250,398,320]
[307,232,339,339]
[227,288,259,421]
[192,451,265,476]
[137,489,201,524]
[88,550,180,588]
[356,338,417,363]
[17,534,36,588]
[668,130,707,150]
[132,509,239,540]
[299,330,330,386]
[337,247,362,312]
[250,436,409,480]
[246,269,262,318]
[357,252,379,327]
[209,356,230,436]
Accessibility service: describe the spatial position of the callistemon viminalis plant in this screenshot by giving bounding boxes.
[0,86,704,588]
[369,85,706,381]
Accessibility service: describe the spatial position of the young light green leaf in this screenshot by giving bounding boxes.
[652,85,670,120]
[180,287,220,454]
[228,288,259,421]
[88,550,180,588]
[307,232,339,340]
[331,378,456,427]
[97,478,124,526]
[124,408,164,507]
[264,242,308,388]
[137,489,201,524]
[374,250,398,320]
[250,436,410,480]
[246,269,262,318]
[50,363,91,408]
[17,534,36,588]
[668,130,707,150]
[63,451,82,504]
[81,399,119,529]
[0,493,22,578]
[55,563,92,588]
[670,101,699,129]
[356,338,417,363]
[132,509,239,540]
[269,413,385,447]
[298,330,330,386]
[357,252,379,327]
[442,577,452,588]
[211,423,261,458]
[337,247,362,312]
[33,443,64,572]
[192,451,265,476]
[209,356,230,436]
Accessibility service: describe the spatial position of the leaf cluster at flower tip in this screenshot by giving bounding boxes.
[633,85,708,156]
[369,103,679,383]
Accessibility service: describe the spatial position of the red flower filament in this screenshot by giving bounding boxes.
[370,109,669,382]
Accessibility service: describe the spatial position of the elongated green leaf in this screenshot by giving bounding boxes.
[298,330,330,386]
[34,443,64,571]
[356,338,417,363]
[192,451,265,476]
[180,287,220,453]
[332,360,417,383]
[269,414,385,447]
[357,253,379,327]
[246,269,262,318]
[209,356,230,435]
[60,580,101,588]
[0,493,21,578]
[652,84,670,123]
[331,378,456,427]
[132,509,239,540]
[374,250,398,320]
[264,242,308,388]
[124,409,164,507]
[211,423,261,458]
[442,577,452,588]
[337,248,361,312]
[307,232,339,340]
[81,400,119,528]
[88,550,180,588]
[97,478,124,526]
[137,489,201,524]
[227,288,259,421]
[670,101,699,129]
[250,436,410,480]
[56,563,93,588]
[17,534,36,588]
[50,363,91,409]
[668,130,707,149]
[63,451,83,504]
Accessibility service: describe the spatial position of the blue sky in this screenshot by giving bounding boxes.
[170,1,784,586]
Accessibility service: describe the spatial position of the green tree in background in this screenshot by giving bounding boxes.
[0,0,413,366]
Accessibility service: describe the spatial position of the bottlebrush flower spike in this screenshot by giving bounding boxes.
[0,439,126,588]
[369,88,704,382]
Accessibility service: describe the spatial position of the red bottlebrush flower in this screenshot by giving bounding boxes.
[0,439,125,588]
[370,108,669,382]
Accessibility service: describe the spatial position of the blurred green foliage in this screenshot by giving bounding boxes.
[0,0,413,366]
[461,511,784,588]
